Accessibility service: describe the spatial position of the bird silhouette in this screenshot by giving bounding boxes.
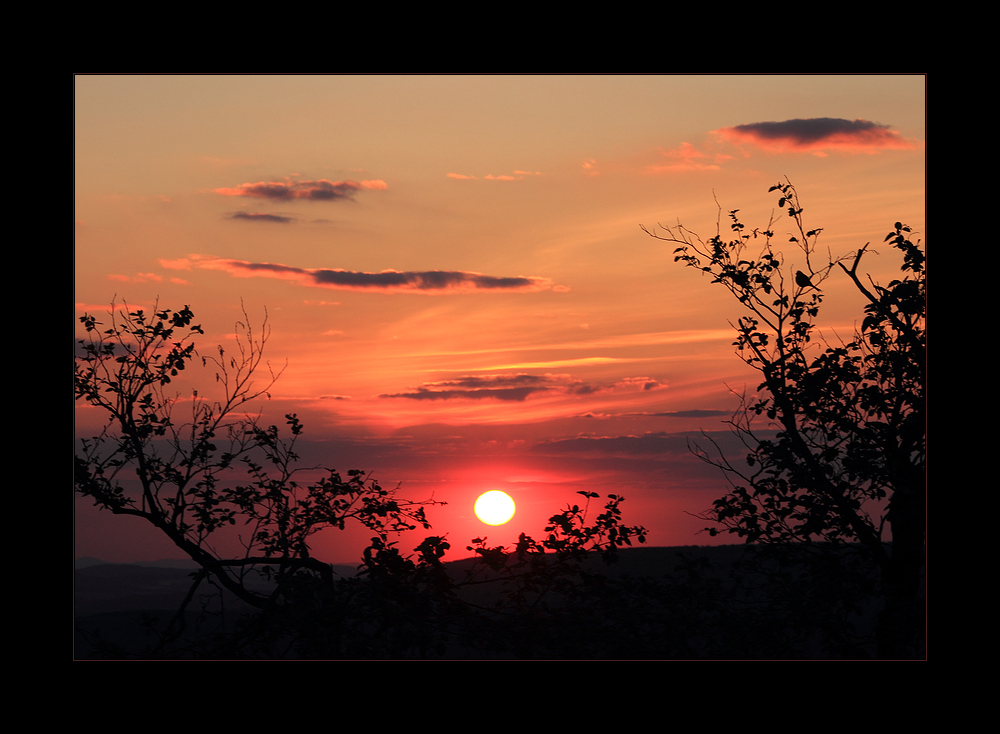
[795,270,819,291]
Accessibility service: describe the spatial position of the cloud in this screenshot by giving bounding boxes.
[107,271,189,286]
[644,118,919,175]
[215,178,387,201]
[159,258,193,270]
[447,170,542,181]
[108,272,163,283]
[646,142,731,173]
[434,374,550,389]
[381,373,554,402]
[381,373,665,402]
[534,432,695,456]
[713,117,918,155]
[580,409,728,420]
[229,212,293,223]
[614,376,667,392]
[381,385,548,402]
[162,255,560,294]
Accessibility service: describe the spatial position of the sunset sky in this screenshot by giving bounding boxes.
[74,75,925,565]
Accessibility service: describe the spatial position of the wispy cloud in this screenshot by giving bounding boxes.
[107,272,188,285]
[382,374,553,402]
[533,431,695,456]
[583,409,729,419]
[108,272,164,283]
[398,330,731,365]
[713,117,919,156]
[646,142,732,173]
[215,178,387,201]
[446,170,542,181]
[381,373,667,402]
[643,409,727,418]
[161,255,560,294]
[477,357,627,371]
[381,386,547,402]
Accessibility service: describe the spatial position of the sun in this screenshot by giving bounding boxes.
[474,490,516,526]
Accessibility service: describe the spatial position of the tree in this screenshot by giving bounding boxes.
[74,301,648,658]
[642,180,925,658]
[74,301,443,655]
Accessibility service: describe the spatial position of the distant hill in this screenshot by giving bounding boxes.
[75,560,362,616]
[74,546,732,615]
[75,556,200,570]
[75,544,891,659]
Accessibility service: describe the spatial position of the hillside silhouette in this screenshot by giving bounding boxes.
[75,543,890,659]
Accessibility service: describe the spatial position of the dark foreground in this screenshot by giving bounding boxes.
[75,544,921,659]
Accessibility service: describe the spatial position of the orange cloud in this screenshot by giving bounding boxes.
[448,171,542,181]
[159,257,193,270]
[646,142,729,173]
[713,117,918,155]
[107,272,164,283]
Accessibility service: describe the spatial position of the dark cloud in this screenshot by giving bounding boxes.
[378,372,663,402]
[172,256,558,294]
[215,178,387,201]
[433,374,549,389]
[311,269,548,291]
[380,386,548,402]
[381,373,584,402]
[229,212,293,223]
[715,117,917,154]
[737,118,885,144]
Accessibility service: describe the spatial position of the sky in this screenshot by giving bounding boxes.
[74,74,925,565]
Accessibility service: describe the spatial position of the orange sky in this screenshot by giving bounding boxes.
[74,75,925,564]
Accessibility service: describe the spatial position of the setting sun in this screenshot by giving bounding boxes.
[475,491,516,526]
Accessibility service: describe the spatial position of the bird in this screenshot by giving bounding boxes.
[795,270,819,291]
